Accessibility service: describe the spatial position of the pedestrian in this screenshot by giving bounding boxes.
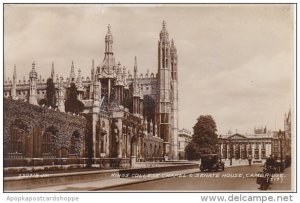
[265,154,276,168]
[248,154,252,166]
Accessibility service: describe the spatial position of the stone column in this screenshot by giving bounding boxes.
[227,143,230,160]
[258,143,262,161]
[233,143,236,159]
[251,143,255,159]
[92,114,98,159]
[116,118,123,158]
[239,144,242,160]
[220,143,223,158]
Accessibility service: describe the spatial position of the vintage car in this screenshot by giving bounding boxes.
[199,154,225,172]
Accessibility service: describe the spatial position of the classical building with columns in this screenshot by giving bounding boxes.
[218,128,272,164]
[4,21,180,166]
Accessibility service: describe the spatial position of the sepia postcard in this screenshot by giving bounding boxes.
[2,3,296,194]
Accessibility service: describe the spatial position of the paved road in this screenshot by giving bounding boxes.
[102,165,292,191]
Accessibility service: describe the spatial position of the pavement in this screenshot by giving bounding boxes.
[267,166,292,191]
[14,168,200,192]
[101,165,292,192]
[12,163,292,192]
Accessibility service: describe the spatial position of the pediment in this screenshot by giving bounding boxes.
[227,133,247,139]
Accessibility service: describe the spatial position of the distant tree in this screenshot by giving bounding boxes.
[46,78,56,108]
[185,142,201,160]
[185,115,218,160]
[65,83,84,114]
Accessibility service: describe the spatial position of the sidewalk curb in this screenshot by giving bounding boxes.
[91,165,256,191]
[91,171,196,191]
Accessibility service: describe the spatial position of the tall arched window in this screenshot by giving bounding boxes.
[43,126,57,157]
[10,127,26,154]
[7,119,28,157]
[70,130,80,155]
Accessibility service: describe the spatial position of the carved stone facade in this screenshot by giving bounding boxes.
[4,21,180,164]
[4,98,86,167]
[271,109,292,162]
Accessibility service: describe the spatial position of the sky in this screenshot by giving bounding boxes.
[4,4,294,135]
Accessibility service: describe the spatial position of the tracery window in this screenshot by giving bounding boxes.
[9,127,26,154]
[42,132,55,156]
[70,131,80,155]
[43,126,57,157]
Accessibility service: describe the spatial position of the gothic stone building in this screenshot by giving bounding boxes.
[4,21,180,166]
[271,109,292,163]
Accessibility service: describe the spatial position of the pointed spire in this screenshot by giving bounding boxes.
[77,68,82,88]
[162,20,166,29]
[134,56,137,73]
[134,56,138,84]
[160,20,169,40]
[78,68,81,78]
[92,59,95,71]
[29,61,37,78]
[29,61,38,105]
[11,64,17,100]
[91,59,95,81]
[118,62,122,74]
[171,39,177,54]
[58,75,65,112]
[51,62,55,79]
[116,62,124,86]
[122,66,127,87]
[69,61,76,82]
[133,57,140,97]
[105,24,113,40]
[32,61,36,71]
[105,24,113,54]
[13,64,17,80]
[123,66,126,75]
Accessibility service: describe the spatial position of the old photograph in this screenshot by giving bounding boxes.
[3,4,295,192]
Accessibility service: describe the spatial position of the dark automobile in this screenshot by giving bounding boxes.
[200,154,225,172]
